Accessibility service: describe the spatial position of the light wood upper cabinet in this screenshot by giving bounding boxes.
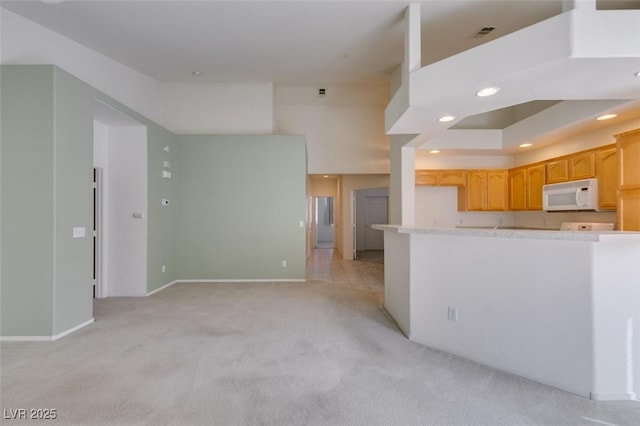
[464,171,487,211]
[526,164,546,210]
[415,170,466,186]
[415,170,438,185]
[439,170,466,186]
[546,159,568,184]
[616,129,640,231]
[509,168,527,211]
[596,146,617,210]
[487,171,508,211]
[569,151,596,180]
[459,170,508,211]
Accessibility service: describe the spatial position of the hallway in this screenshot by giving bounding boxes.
[306,249,384,302]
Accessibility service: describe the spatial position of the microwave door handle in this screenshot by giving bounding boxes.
[575,188,582,206]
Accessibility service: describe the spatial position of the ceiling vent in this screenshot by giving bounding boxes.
[317,88,327,97]
[473,26,496,38]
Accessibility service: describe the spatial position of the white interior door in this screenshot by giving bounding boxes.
[364,196,388,250]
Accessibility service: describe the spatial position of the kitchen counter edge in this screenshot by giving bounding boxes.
[372,225,640,242]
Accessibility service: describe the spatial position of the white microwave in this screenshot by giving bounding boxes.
[543,178,605,211]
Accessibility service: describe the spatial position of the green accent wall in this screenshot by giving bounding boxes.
[1,66,55,336]
[52,68,94,334]
[1,65,179,337]
[177,135,307,280]
[1,64,308,338]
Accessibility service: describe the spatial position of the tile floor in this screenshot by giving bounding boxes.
[306,248,384,302]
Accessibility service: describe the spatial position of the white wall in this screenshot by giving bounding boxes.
[160,82,274,134]
[107,126,148,296]
[1,9,163,125]
[513,116,640,167]
[415,186,515,229]
[1,9,275,135]
[275,85,390,174]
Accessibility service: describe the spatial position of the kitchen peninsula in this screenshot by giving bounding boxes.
[375,225,640,401]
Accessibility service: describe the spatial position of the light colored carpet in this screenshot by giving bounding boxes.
[1,281,639,425]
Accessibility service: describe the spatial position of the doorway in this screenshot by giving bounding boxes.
[353,188,388,261]
[93,99,148,297]
[315,196,334,249]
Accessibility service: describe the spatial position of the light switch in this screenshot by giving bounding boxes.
[299,221,305,228]
[163,161,171,168]
[132,212,145,219]
[162,170,172,178]
[73,227,86,238]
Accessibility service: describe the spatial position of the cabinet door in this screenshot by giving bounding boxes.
[465,171,486,211]
[618,188,640,231]
[596,147,617,209]
[617,129,640,231]
[618,131,640,189]
[569,151,596,180]
[546,159,568,184]
[439,170,466,186]
[487,171,508,211]
[509,168,526,211]
[526,165,545,210]
[415,170,438,185]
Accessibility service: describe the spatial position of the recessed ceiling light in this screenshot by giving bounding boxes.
[476,87,500,97]
[192,71,201,76]
[635,71,640,77]
[597,114,617,121]
[429,150,441,154]
[519,143,532,148]
[438,115,455,122]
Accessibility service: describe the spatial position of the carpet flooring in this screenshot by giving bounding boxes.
[1,253,639,425]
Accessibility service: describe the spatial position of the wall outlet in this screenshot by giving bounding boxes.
[447,306,458,321]
[282,260,287,267]
[161,265,166,273]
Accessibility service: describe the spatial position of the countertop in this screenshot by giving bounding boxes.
[372,224,640,242]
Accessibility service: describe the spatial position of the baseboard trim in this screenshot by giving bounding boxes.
[52,318,95,341]
[176,279,307,283]
[590,391,638,401]
[0,335,51,342]
[1,318,94,342]
[147,280,178,296]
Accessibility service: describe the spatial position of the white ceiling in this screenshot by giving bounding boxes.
[2,0,640,153]
[0,0,572,85]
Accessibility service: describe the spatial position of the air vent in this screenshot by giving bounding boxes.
[317,88,326,97]
[473,26,496,38]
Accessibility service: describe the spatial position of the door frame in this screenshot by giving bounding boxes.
[93,167,106,298]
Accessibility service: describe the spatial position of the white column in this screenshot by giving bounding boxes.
[405,3,421,74]
[389,135,417,226]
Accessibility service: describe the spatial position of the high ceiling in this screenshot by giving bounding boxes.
[0,0,575,85]
[2,0,640,153]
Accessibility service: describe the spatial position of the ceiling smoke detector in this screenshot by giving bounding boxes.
[318,88,326,97]
[473,26,496,38]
